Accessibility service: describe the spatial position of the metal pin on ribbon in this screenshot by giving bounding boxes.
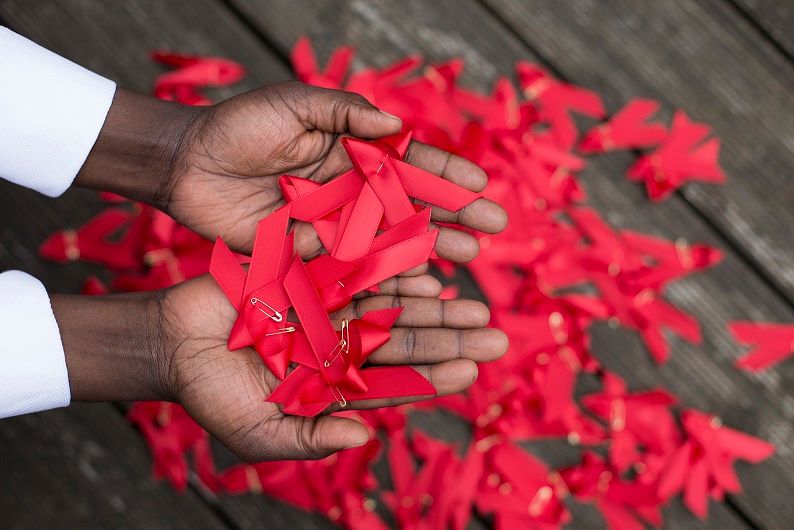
[324,319,350,368]
[250,297,283,322]
[265,326,295,336]
[330,386,347,407]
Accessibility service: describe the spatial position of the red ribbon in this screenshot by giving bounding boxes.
[729,321,794,371]
[627,110,726,201]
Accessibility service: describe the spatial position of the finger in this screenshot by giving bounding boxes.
[405,142,507,234]
[307,134,355,183]
[333,296,491,329]
[310,137,507,233]
[398,262,429,277]
[434,224,480,263]
[292,220,327,260]
[293,83,403,138]
[353,274,442,299]
[263,414,370,460]
[428,198,508,235]
[368,327,508,365]
[406,141,488,192]
[333,359,478,411]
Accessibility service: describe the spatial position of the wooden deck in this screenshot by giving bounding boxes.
[1,1,792,529]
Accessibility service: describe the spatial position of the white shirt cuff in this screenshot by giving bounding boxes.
[0,27,116,197]
[0,271,70,418]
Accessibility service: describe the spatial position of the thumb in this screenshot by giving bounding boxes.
[298,83,403,138]
[291,414,370,459]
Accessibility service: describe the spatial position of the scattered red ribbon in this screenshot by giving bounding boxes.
[627,110,727,201]
[38,39,786,530]
[729,321,794,372]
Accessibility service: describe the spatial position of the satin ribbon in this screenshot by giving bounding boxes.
[561,451,663,530]
[657,409,774,518]
[729,321,794,372]
[579,99,668,153]
[582,372,679,473]
[628,111,726,201]
[152,51,245,105]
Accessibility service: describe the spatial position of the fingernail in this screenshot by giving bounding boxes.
[346,436,370,449]
[380,110,402,122]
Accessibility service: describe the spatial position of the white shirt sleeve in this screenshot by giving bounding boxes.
[0,271,70,418]
[0,29,116,417]
[0,26,116,197]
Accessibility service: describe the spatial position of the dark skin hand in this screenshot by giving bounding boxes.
[54,272,508,460]
[58,81,509,460]
[75,81,507,261]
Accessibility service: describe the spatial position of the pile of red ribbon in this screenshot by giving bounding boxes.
[208,129,480,414]
[39,42,790,530]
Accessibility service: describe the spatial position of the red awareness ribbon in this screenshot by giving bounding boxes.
[151,51,245,105]
[627,110,726,201]
[291,36,354,89]
[579,98,668,153]
[517,62,606,149]
[658,409,774,518]
[582,372,680,473]
[561,451,663,530]
[39,207,146,271]
[207,132,478,415]
[729,321,794,371]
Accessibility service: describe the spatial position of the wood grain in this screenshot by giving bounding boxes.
[732,0,794,59]
[482,0,794,306]
[224,0,793,527]
[1,0,791,528]
[0,1,290,528]
[0,404,227,529]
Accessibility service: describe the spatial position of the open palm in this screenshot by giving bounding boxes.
[166,81,507,260]
[159,270,507,461]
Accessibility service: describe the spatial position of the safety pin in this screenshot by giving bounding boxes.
[265,326,295,336]
[376,161,385,174]
[323,319,350,367]
[330,386,347,407]
[250,297,283,322]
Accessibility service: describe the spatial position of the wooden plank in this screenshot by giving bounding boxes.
[731,0,794,59]
[0,404,227,530]
[223,0,794,528]
[481,0,794,305]
[0,1,309,528]
[0,2,491,528]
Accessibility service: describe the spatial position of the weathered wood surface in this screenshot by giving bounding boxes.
[482,0,794,306]
[222,0,793,528]
[1,0,792,529]
[224,1,794,528]
[732,0,794,59]
[0,1,303,529]
[0,404,228,530]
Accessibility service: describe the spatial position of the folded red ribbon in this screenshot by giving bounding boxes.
[627,110,726,201]
[205,132,484,415]
[729,321,794,371]
[658,409,774,518]
[579,98,667,153]
[152,51,245,105]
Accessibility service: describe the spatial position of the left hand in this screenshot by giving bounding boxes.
[76,82,508,262]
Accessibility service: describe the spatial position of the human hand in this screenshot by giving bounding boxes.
[54,272,508,461]
[75,83,507,262]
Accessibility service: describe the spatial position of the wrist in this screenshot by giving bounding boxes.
[51,290,175,402]
[74,89,202,210]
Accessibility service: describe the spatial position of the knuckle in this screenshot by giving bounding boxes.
[403,328,417,364]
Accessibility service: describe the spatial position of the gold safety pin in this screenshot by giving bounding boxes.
[330,386,347,407]
[324,319,350,367]
[250,297,283,322]
[265,326,296,336]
